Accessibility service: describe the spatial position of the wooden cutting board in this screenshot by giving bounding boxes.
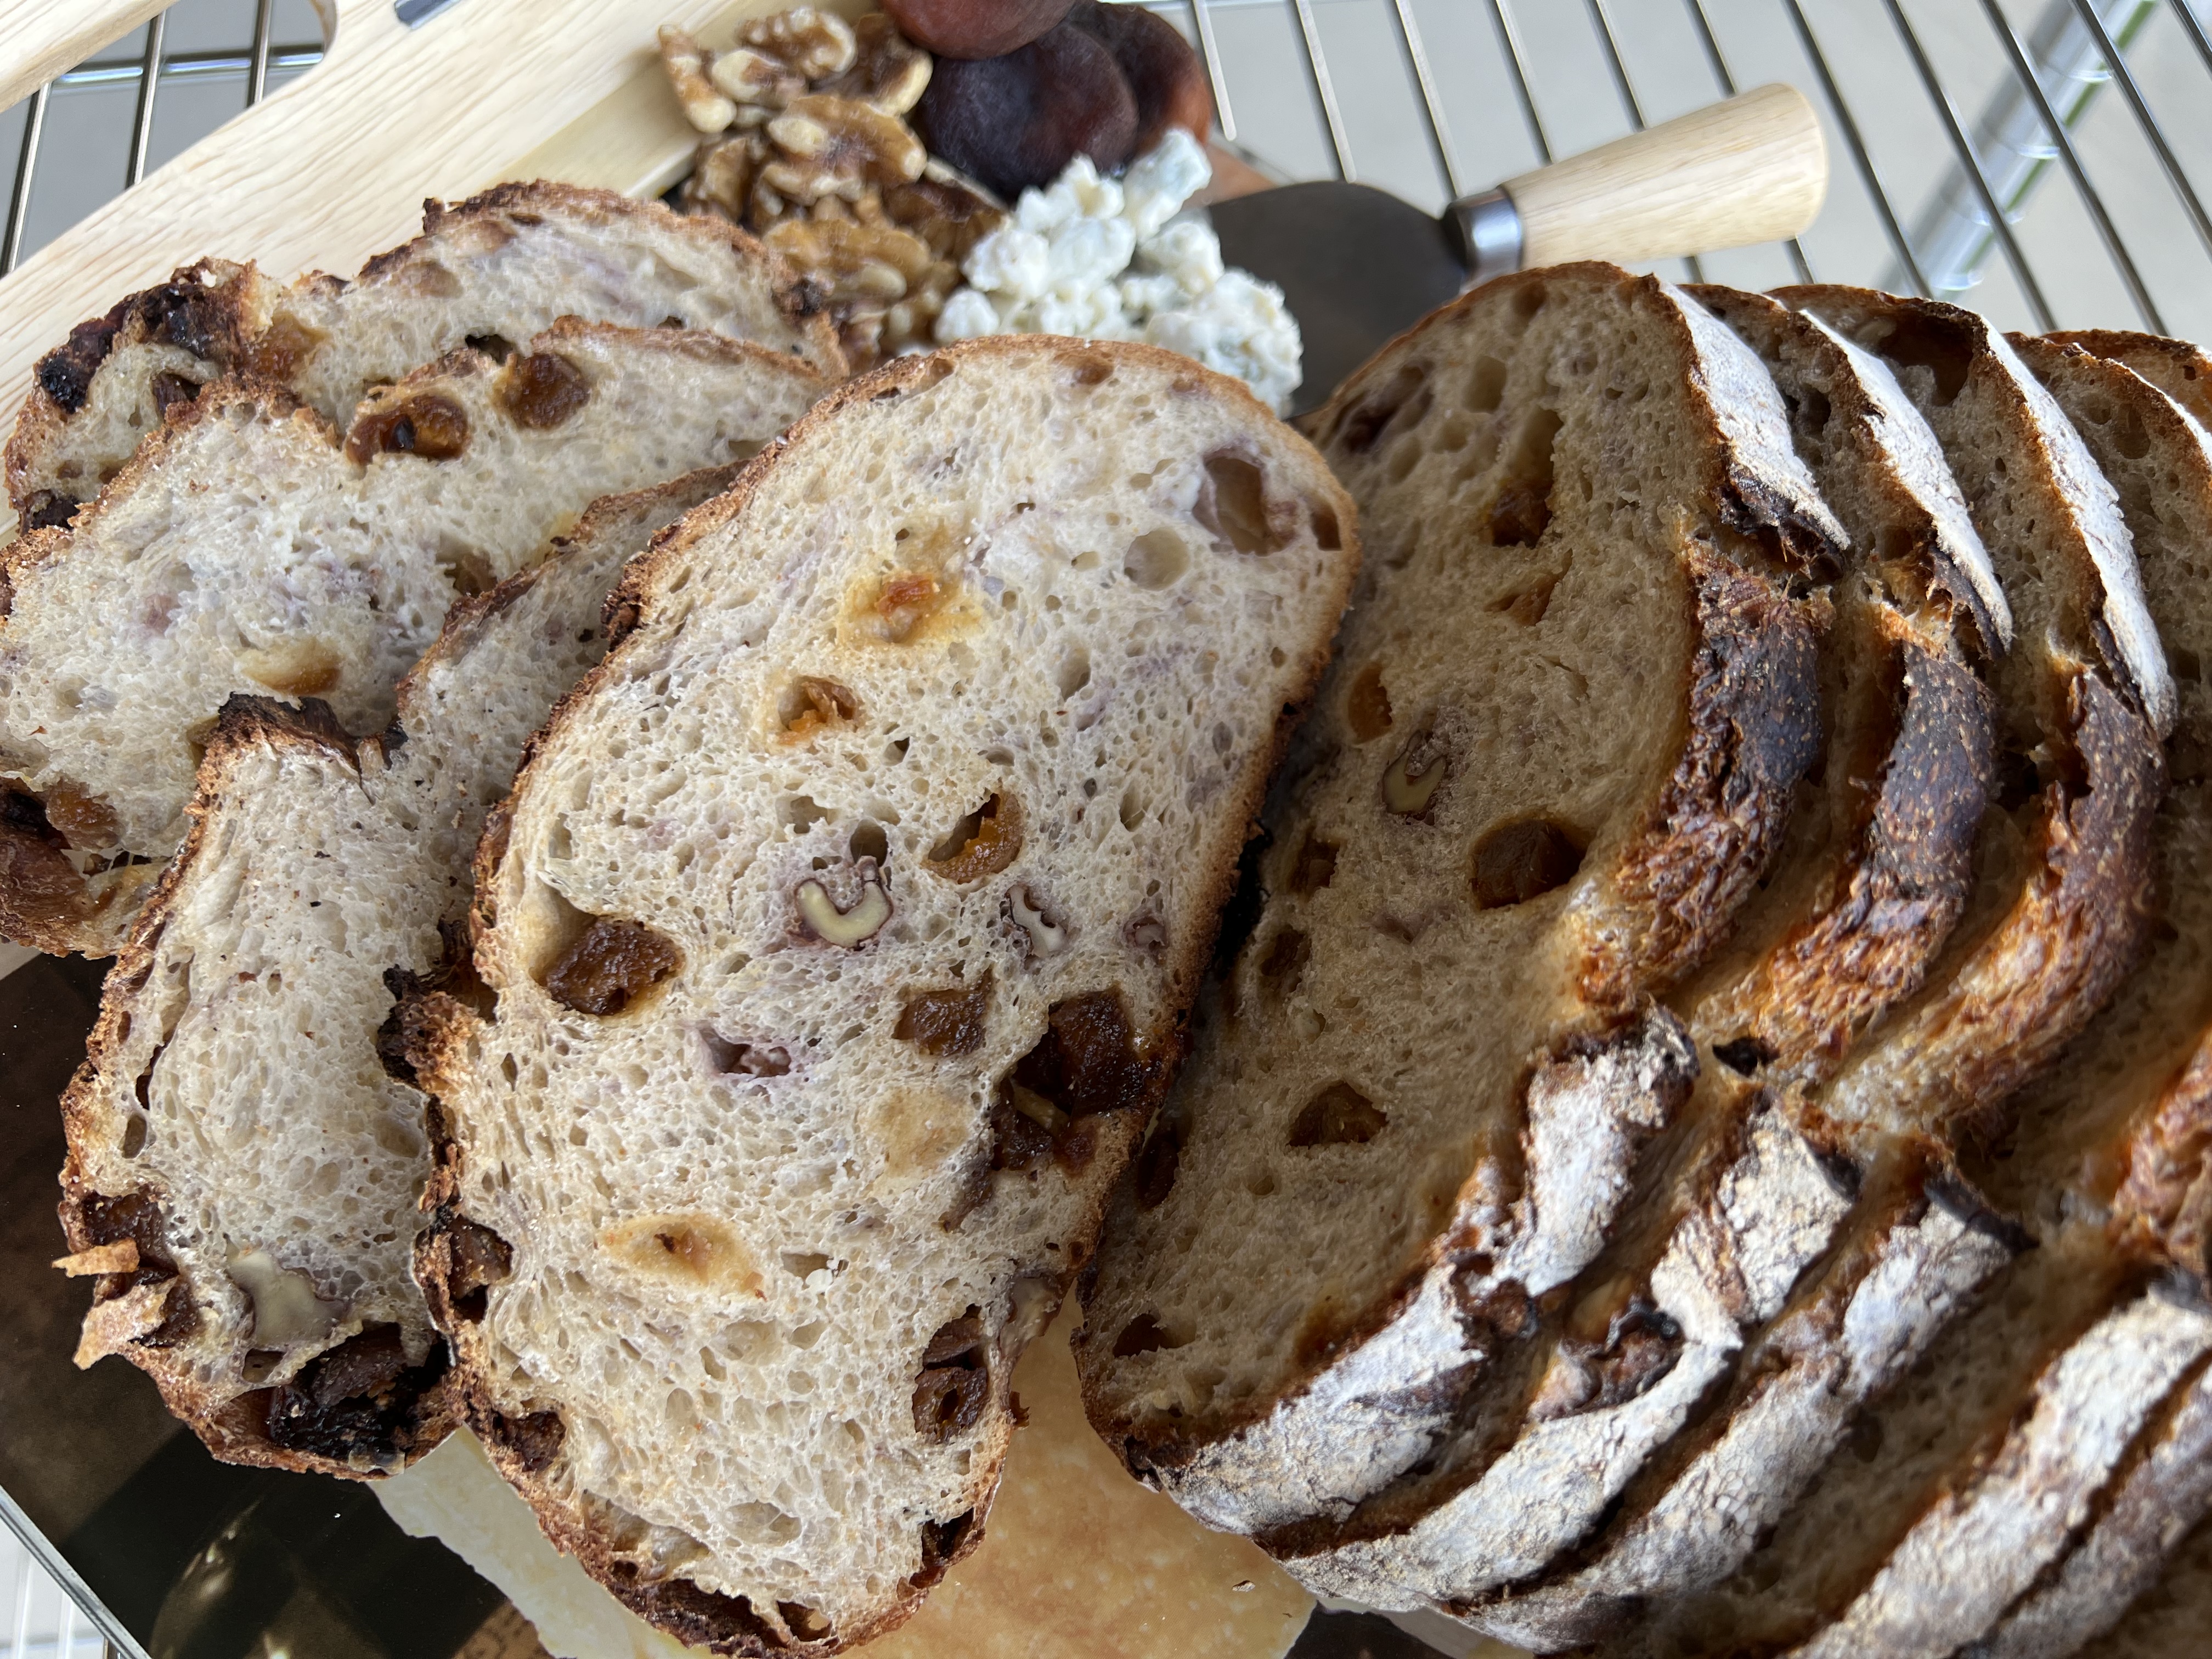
[0,0,856,533]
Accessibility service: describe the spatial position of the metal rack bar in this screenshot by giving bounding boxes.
[1289,0,1353,180]
[249,0,276,105]
[2176,0,2212,78]
[1882,0,2056,328]
[1485,0,1551,165]
[3,82,47,278]
[1186,0,1237,144]
[1978,0,2164,331]
[2067,0,2212,263]
[126,12,165,189]
[1783,0,1930,295]
[55,48,325,91]
[1389,0,1462,198]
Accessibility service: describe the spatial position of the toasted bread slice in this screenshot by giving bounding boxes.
[0,323,825,956]
[1074,268,1846,1556]
[1564,326,2191,1659]
[7,182,840,531]
[1229,286,2012,1617]
[52,469,734,1479]
[406,338,1359,1653]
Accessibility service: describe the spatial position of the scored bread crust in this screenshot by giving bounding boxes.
[5,180,840,532]
[52,468,744,1480]
[1465,300,2172,1653]
[1247,286,2012,1614]
[1763,336,2212,1659]
[1545,327,2192,1659]
[408,337,1361,1655]
[1074,267,1848,1555]
[0,320,826,957]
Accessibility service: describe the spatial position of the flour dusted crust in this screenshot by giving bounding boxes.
[1074,267,1848,1561]
[6,181,840,531]
[1555,328,2197,1659]
[408,337,1358,1654]
[0,321,825,956]
[53,469,742,1479]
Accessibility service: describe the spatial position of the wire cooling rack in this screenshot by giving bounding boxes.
[5,0,2212,341]
[0,3,2209,1658]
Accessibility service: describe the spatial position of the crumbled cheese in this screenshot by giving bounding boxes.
[933,129,1304,414]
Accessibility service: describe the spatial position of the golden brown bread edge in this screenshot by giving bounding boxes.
[403,340,1362,1656]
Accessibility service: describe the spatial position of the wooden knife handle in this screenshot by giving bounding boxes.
[1503,83,1827,267]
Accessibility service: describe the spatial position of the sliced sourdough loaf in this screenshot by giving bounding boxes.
[1073,267,1844,1562]
[0,322,825,957]
[1231,286,2008,1618]
[404,338,1359,1654]
[1578,327,2196,1659]
[7,182,840,531]
[51,469,733,1479]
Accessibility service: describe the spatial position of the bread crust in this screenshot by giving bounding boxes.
[411,336,1359,1654]
[1077,268,1846,1549]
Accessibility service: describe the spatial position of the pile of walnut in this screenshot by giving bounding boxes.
[661,9,1001,366]
[660,2,1215,370]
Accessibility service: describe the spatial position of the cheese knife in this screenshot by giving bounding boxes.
[1209,83,1829,414]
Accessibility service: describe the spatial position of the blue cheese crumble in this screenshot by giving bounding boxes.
[932,130,1303,415]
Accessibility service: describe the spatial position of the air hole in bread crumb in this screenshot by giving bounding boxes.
[1311,499,1343,549]
[1288,831,1339,894]
[1119,788,1146,831]
[703,1031,791,1076]
[784,796,830,833]
[1195,452,1285,554]
[1065,353,1114,387]
[780,1604,833,1641]
[850,821,889,864]
[1487,407,1562,547]
[1124,529,1190,589]
[1466,354,1509,411]
[1111,1313,1184,1357]
[1257,928,1310,998]
[1490,571,1561,626]
[1335,363,1429,454]
[783,1251,832,1279]
[1471,816,1585,908]
[121,1115,148,1156]
[1288,1082,1387,1147]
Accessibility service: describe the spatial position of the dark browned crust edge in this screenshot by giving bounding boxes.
[6,257,261,521]
[1582,540,1825,1013]
[1706,617,1996,1076]
[409,336,1359,1652]
[404,180,845,377]
[54,694,460,1480]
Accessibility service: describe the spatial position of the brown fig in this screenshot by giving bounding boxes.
[917,22,1138,199]
[882,0,1075,60]
[1065,0,1213,153]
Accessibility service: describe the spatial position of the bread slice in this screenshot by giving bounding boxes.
[1570,327,2196,1659]
[50,469,733,1479]
[7,182,841,532]
[2087,1510,2212,1659]
[1074,267,1846,1560]
[0,321,825,957]
[403,338,1359,1652]
[1211,286,2010,1617]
